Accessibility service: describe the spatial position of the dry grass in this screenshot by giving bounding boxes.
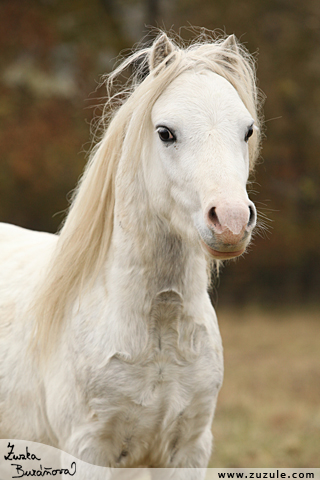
[209,307,320,468]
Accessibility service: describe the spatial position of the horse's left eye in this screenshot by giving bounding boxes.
[157,126,176,143]
[244,125,254,142]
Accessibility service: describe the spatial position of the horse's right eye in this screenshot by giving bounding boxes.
[156,126,176,143]
[244,124,254,142]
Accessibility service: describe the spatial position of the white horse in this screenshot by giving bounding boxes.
[0,32,262,478]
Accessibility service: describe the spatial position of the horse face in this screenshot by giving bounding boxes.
[150,70,257,260]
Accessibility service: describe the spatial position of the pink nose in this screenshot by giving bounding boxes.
[206,202,256,245]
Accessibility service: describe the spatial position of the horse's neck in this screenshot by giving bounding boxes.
[111,166,208,302]
[69,166,209,364]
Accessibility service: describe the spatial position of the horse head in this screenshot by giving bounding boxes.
[147,34,259,260]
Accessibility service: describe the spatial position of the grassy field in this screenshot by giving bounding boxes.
[209,307,320,468]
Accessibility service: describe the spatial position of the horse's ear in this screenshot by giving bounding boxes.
[222,34,239,54]
[149,33,176,71]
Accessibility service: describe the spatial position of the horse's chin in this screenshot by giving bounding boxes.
[200,240,246,260]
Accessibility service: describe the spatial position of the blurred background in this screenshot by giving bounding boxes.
[0,0,319,468]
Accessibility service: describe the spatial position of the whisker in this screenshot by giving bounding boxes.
[265,116,282,123]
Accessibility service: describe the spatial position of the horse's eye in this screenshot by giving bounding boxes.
[245,125,254,142]
[157,126,176,143]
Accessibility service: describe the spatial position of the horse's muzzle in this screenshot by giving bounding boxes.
[199,200,256,259]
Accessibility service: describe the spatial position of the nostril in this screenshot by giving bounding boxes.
[208,207,219,227]
[247,205,256,228]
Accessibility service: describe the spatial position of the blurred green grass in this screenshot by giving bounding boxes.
[210,307,320,467]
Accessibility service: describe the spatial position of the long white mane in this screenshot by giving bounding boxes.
[33,31,263,351]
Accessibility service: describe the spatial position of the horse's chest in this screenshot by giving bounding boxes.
[88,293,223,466]
[104,293,221,408]
[107,331,213,409]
